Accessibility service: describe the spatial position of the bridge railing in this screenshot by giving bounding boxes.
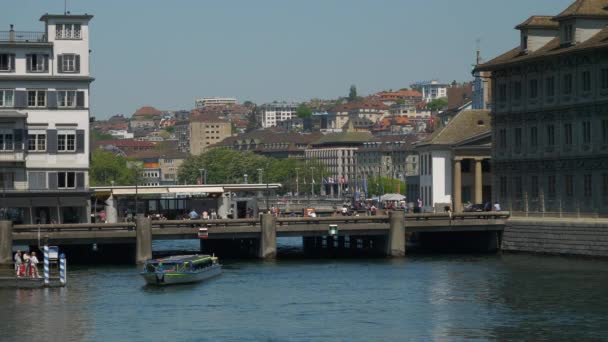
[151,218,260,229]
[13,223,135,233]
[404,212,510,221]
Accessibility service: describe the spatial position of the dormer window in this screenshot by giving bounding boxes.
[521,33,528,51]
[563,23,574,44]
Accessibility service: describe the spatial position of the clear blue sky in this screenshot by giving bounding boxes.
[2,0,573,119]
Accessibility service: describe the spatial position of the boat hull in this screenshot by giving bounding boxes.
[141,264,222,286]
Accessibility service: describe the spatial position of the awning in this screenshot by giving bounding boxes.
[380,193,405,201]
[168,187,224,194]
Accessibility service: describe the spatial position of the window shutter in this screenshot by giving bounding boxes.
[76,91,85,108]
[14,91,27,108]
[10,54,15,72]
[75,55,80,73]
[28,172,47,190]
[44,55,49,72]
[47,130,58,154]
[76,129,85,153]
[47,90,57,109]
[25,54,31,72]
[57,55,64,73]
[13,129,23,151]
[48,172,58,190]
[76,172,85,189]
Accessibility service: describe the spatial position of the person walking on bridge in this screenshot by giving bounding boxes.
[29,252,41,278]
[188,209,200,220]
[14,250,22,277]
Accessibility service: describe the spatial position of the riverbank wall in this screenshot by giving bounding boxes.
[502,217,608,257]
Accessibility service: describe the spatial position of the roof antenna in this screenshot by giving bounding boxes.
[475,38,482,65]
[64,0,68,15]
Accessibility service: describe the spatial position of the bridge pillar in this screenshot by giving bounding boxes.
[258,214,276,260]
[136,217,152,264]
[386,210,406,257]
[0,220,13,266]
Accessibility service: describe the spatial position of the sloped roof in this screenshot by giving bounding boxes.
[476,26,608,71]
[515,16,559,30]
[133,106,162,117]
[417,110,491,147]
[313,131,374,146]
[554,0,608,20]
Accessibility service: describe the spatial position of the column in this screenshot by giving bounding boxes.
[453,159,462,212]
[474,158,483,204]
[258,213,276,260]
[0,220,13,266]
[105,195,118,223]
[135,216,152,264]
[386,210,406,257]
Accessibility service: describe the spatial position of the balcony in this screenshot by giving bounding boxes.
[0,151,25,162]
[0,30,47,43]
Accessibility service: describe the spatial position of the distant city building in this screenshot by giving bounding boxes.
[130,106,162,131]
[475,0,608,214]
[0,13,94,224]
[257,102,298,128]
[174,120,190,153]
[126,150,188,186]
[107,130,134,139]
[411,80,449,102]
[472,51,493,110]
[375,89,423,106]
[188,111,231,156]
[195,97,237,109]
[447,82,473,110]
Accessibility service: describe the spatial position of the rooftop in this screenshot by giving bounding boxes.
[515,16,559,30]
[417,110,491,147]
[554,0,608,20]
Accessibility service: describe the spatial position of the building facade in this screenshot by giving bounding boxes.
[411,80,449,102]
[195,97,237,109]
[188,113,231,156]
[257,102,298,128]
[476,0,608,214]
[0,14,93,223]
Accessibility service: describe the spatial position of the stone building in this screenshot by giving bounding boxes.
[188,112,231,156]
[475,0,608,214]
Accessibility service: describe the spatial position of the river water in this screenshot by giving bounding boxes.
[1,240,607,342]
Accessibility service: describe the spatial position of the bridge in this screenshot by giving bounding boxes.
[0,212,509,264]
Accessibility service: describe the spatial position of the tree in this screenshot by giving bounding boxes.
[427,97,448,112]
[366,177,406,197]
[246,106,259,132]
[296,104,312,119]
[90,150,141,186]
[164,126,175,134]
[348,85,358,102]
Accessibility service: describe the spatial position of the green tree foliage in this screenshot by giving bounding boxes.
[427,97,448,112]
[348,84,358,102]
[91,130,114,142]
[90,150,142,186]
[177,149,327,194]
[366,177,406,197]
[296,104,313,119]
[164,126,175,134]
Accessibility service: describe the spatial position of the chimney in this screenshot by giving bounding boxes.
[9,24,15,42]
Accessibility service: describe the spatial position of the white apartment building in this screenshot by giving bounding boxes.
[0,14,93,224]
[195,97,237,109]
[411,80,449,102]
[258,102,298,128]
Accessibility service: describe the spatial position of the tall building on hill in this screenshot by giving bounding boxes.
[411,80,449,102]
[188,112,231,156]
[257,102,298,128]
[475,0,608,214]
[195,97,237,109]
[0,13,93,223]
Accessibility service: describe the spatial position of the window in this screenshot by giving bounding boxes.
[603,120,608,144]
[0,89,13,107]
[546,124,555,146]
[548,175,556,198]
[584,174,592,198]
[513,81,522,101]
[500,176,508,198]
[60,54,78,73]
[0,133,14,151]
[531,176,539,199]
[498,84,507,102]
[514,127,522,152]
[529,79,538,99]
[565,175,574,197]
[56,23,82,39]
[27,90,46,107]
[563,23,574,43]
[564,123,573,145]
[530,126,538,148]
[546,76,555,97]
[58,132,76,152]
[57,90,76,108]
[26,54,48,72]
[58,172,76,189]
[499,129,507,149]
[0,172,14,190]
[0,54,14,72]
[582,121,591,145]
[522,34,528,50]
[563,74,573,95]
[582,71,591,92]
[27,134,46,152]
[514,176,523,198]
[601,68,608,89]
[604,174,608,197]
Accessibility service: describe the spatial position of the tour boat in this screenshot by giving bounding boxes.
[140,254,221,286]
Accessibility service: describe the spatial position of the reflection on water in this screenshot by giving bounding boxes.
[1,243,607,341]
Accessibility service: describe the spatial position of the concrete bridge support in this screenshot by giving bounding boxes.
[0,221,13,266]
[386,211,406,257]
[136,217,152,264]
[259,214,276,259]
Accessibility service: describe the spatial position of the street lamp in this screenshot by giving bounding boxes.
[244,174,248,184]
[295,167,300,196]
[310,167,315,197]
[265,163,270,212]
[198,168,207,184]
[257,168,263,184]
